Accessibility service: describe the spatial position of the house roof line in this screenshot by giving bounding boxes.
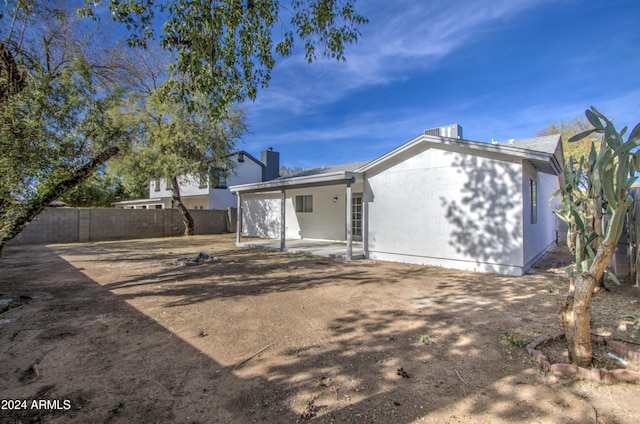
[230,171,359,193]
[356,134,561,173]
[231,150,265,168]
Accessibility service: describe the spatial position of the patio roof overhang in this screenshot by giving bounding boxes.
[230,171,362,194]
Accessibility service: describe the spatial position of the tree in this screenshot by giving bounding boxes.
[0,2,133,254]
[1,0,367,249]
[538,115,602,170]
[540,114,613,288]
[81,0,368,118]
[86,0,367,235]
[116,93,247,235]
[59,169,147,207]
[0,57,130,252]
[553,107,640,367]
[280,165,303,176]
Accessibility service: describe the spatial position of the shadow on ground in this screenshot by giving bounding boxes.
[1,234,638,423]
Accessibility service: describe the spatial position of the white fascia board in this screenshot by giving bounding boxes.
[111,197,165,205]
[233,150,265,169]
[230,171,359,194]
[180,194,210,199]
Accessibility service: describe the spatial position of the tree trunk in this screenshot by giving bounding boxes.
[560,241,617,367]
[560,273,597,367]
[588,197,606,290]
[567,229,576,254]
[0,40,28,102]
[0,146,120,255]
[170,176,195,236]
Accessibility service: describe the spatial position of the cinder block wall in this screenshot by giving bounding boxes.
[8,208,233,245]
[187,209,228,235]
[10,208,81,245]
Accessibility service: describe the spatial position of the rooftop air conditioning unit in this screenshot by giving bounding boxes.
[424,124,463,139]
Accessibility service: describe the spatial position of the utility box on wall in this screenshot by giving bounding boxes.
[424,124,463,139]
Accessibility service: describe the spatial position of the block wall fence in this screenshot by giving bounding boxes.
[8,207,237,246]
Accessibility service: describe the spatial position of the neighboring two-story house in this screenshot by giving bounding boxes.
[113,149,279,210]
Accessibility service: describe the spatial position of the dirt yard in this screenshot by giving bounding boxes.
[1,234,639,423]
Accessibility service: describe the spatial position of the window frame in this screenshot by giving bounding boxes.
[530,179,537,224]
[295,195,313,213]
[209,169,228,189]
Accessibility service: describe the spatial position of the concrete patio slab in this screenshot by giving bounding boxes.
[237,238,364,260]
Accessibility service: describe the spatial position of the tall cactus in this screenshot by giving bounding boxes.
[553,107,640,367]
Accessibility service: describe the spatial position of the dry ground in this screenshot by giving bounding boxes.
[0,234,639,424]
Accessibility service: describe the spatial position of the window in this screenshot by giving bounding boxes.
[530,179,537,224]
[153,179,161,192]
[209,169,227,189]
[295,195,313,213]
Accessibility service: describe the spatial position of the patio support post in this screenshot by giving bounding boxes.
[236,192,242,245]
[280,189,286,251]
[346,182,353,260]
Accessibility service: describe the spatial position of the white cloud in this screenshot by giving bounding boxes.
[248,0,550,115]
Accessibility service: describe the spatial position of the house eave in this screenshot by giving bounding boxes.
[230,171,361,194]
[111,197,164,206]
[232,150,265,169]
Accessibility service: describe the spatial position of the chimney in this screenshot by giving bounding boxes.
[261,148,280,181]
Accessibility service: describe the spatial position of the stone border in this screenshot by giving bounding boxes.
[527,330,640,384]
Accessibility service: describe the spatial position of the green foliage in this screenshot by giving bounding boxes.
[500,332,527,348]
[552,107,640,278]
[538,115,601,171]
[115,93,248,189]
[417,335,434,345]
[59,169,146,207]
[2,0,367,246]
[0,4,132,251]
[1,58,126,198]
[0,59,129,247]
[81,0,368,117]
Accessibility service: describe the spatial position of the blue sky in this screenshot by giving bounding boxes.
[239,0,640,170]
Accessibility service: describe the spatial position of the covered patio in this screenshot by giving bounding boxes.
[230,165,365,261]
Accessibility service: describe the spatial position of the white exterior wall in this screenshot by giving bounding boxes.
[150,176,207,198]
[285,184,362,241]
[180,196,209,210]
[114,199,170,209]
[522,162,559,270]
[365,146,525,275]
[242,193,282,238]
[210,158,264,210]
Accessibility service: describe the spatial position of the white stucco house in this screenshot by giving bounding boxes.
[113,149,280,210]
[230,125,564,276]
